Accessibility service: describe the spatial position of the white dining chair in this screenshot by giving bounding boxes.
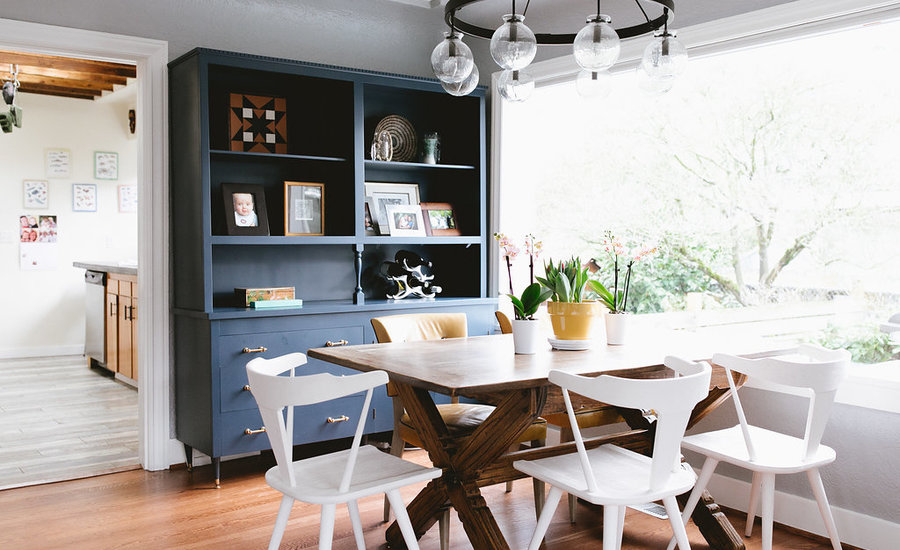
[667,344,850,550]
[246,352,442,550]
[514,357,712,550]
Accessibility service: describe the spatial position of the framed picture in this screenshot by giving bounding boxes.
[364,201,378,236]
[118,185,138,212]
[94,151,119,180]
[23,180,49,209]
[45,149,70,178]
[222,183,269,236]
[284,181,324,236]
[72,183,98,212]
[384,204,426,237]
[420,202,461,236]
[228,93,287,154]
[364,182,420,235]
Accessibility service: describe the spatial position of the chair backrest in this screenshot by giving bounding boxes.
[549,357,712,493]
[246,352,389,491]
[495,310,513,334]
[370,312,467,343]
[712,343,850,462]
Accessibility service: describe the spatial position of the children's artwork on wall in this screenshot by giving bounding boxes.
[23,180,49,209]
[19,214,59,270]
[94,151,119,180]
[72,183,98,212]
[45,149,70,178]
[118,184,137,212]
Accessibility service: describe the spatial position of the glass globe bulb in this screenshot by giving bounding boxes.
[441,63,479,96]
[490,14,537,71]
[635,65,675,95]
[431,31,475,84]
[640,31,688,80]
[573,14,620,71]
[575,69,612,99]
[497,69,534,102]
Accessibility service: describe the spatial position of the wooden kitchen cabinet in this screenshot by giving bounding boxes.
[106,273,138,383]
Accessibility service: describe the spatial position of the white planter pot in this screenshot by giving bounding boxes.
[511,319,542,354]
[604,312,629,345]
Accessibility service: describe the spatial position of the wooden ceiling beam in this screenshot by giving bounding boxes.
[11,65,129,86]
[0,50,136,78]
[19,83,102,100]
[14,73,115,92]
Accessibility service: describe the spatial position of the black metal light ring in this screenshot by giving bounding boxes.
[445,0,674,43]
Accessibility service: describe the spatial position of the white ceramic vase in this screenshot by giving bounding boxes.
[511,319,542,354]
[604,312,629,345]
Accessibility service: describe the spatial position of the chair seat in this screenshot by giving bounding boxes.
[399,403,547,448]
[514,444,697,506]
[266,445,441,504]
[681,425,837,474]
[543,407,623,431]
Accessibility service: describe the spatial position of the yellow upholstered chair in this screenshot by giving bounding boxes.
[372,313,547,549]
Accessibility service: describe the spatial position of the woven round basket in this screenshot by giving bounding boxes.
[374,115,417,162]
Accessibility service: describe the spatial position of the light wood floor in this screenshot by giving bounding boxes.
[0,355,139,490]
[0,449,836,549]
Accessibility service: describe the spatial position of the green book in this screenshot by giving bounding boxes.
[251,299,303,309]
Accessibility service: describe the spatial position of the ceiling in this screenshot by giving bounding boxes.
[0,50,136,101]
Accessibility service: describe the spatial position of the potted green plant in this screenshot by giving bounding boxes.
[537,256,601,343]
[496,233,552,354]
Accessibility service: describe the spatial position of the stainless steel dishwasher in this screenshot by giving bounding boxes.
[84,269,106,365]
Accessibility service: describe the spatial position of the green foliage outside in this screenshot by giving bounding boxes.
[810,324,899,364]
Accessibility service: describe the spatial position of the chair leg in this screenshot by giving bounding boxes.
[531,438,546,519]
[616,504,626,549]
[319,503,337,550]
[347,500,366,550]
[666,457,718,550]
[746,471,761,537]
[384,413,406,523]
[807,468,842,550]
[663,496,691,550]
[568,494,577,523]
[527,485,564,550]
[268,495,294,550]
[603,505,620,550]
[559,428,579,524]
[439,507,450,550]
[759,472,776,550]
[386,489,421,550]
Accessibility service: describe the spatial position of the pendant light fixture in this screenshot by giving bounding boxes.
[442,63,480,96]
[436,0,685,100]
[431,23,475,85]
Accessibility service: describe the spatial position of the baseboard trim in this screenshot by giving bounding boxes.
[706,473,899,550]
[0,345,84,359]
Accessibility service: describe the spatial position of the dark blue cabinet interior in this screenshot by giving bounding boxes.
[169,48,496,479]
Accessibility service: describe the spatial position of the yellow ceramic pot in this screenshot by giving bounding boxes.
[547,301,601,340]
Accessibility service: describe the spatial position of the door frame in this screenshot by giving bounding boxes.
[0,18,171,470]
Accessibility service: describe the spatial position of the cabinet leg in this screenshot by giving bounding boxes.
[213,456,221,489]
[183,444,193,472]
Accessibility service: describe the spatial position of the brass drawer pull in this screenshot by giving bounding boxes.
[325,339,349,347]
[242,346,268,353]
[242,385,251,392]
[244,427,266,435]
[326,415,350,424]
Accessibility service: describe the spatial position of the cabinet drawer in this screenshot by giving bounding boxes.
[218,325,364,412]
[218,409,272,455]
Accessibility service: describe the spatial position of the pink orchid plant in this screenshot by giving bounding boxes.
[588,231,657,314]
[494,232,551,320]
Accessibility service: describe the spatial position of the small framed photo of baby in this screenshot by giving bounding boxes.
[283,181,324,236]
[384,204,426,237]
[222,183,270,236]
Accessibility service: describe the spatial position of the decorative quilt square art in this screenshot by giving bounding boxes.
[228,93,287,154]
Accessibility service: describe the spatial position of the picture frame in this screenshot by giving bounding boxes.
[45,149,70,178]
[283,181,324,236]
[72,183,98,212]
[364,200,378,236]
[118,185,138,213]
[23,180,49,209]
[94,151,119,180]
[364,182,420,235]
[222,183,269,236]
[420,202,461,236]
[384,204,426,237]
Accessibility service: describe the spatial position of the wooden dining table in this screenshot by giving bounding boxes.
[308,331,781,550]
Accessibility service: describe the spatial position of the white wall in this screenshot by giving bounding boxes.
[0,91,137,357]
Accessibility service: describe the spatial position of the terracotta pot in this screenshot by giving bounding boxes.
[511,319,542,354]
[547,301,601,340]
[604,312,629,345]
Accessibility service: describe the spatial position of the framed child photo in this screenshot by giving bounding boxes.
[364,181,420,235]
[222,183,270,236]
[420,202,461,236]
[384,204,426,237]
[283,181,324,236]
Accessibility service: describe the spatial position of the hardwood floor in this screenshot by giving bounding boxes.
[0,355,139,490]
[0,449,836,549]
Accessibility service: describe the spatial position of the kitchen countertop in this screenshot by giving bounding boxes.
[73,261,138,277]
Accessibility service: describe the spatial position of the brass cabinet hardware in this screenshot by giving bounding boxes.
[326,415,350,424]
[243,427,266,435]
[242,385,251,392]
[242,346,268,353]
[325,339,349,347]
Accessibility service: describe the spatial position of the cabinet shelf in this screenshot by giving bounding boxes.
[210,235,357,245]
[211,150,348,163]
[175,297,498,320]
[362,236,481,246]
[364,160,476,171]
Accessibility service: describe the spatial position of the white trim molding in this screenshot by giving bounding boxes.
[0,19,171,471]
[0,345,84,359]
